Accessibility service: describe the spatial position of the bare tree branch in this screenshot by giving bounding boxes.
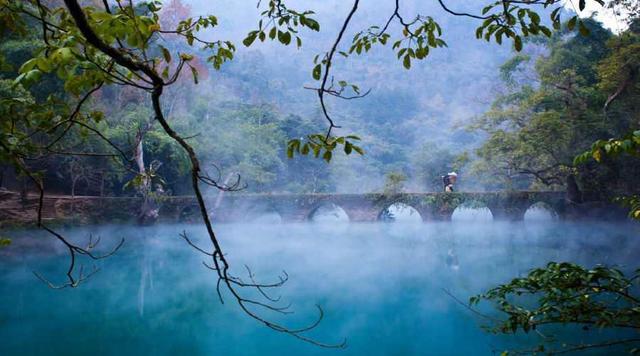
[317,0,360,140]
[60,0,343,346]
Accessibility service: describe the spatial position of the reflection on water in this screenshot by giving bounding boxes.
[380,203,422,223]
[1,221,638,355]
[451,205,493,222]
[250,212,283,224]
[524,202,558,222]
[310,203,349,222]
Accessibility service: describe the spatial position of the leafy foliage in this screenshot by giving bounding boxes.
[470,18,640,191]
[382,171,407,194]
[243,2,319,48]
[287,134,363,163]
[573,23,640,218]
[472,262,640,354]
[349,16,447,70]
[574,130,640,165]
[474,0,602,51]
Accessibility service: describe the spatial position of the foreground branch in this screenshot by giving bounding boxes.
[61,0,343,346]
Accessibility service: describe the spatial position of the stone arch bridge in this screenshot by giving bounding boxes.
[165,191,609,223]
[1,191,625,225]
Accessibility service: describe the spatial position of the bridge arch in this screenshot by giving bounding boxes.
[524,201,559,221]
[308,202,350,222]
[378,202,424,222]
[242,203,283,223]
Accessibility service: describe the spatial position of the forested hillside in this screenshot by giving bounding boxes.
[1,0,637,197]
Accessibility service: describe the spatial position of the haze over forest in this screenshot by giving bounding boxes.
[1,0,636,197]
[178,0,526,192]
[128,0,631,194]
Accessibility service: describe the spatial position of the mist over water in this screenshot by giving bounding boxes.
[310,204,349,222]
[1,221,638,355]
[451,206,493,222]
[381,203,423,223]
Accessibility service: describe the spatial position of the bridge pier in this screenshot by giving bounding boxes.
[485,193,534,221]
[486,205,527,221]
[332,196,379,222]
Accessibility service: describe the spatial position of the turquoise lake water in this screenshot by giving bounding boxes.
[1,221,638,355]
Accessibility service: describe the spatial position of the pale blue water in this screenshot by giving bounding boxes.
[1,221,638,355]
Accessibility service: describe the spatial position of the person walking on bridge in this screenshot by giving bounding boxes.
[442,172,457,192]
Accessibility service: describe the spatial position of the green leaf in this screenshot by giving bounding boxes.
[344,142,352,154]
[18,58,38,74]
[243,32,257,47]
[279,31,291,45]
[578,21,590,36]
[160,46,171,63]
[36,57,51,72]
[514,36,523,52]
[304,18,320,31]
[312,64,322,80]
[403,55,411,69]
[323,150,332,162]
[567,16,577,31]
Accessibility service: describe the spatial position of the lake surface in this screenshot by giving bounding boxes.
[1,221,638,355]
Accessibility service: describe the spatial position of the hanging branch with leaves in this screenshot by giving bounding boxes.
[463,262,640,355]
[1,0,343,346]
[247,0,606,163]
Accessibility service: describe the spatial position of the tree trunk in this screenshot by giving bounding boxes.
[134,129,160,225]
[20,176,28,206]
[213,172,237,210]
[566,174,582,204]
[71,177,77,198]
[100,171,105,197]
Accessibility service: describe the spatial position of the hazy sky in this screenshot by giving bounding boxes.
[571,1,631,33]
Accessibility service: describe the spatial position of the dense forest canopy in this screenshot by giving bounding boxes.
[470,18,640,193]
